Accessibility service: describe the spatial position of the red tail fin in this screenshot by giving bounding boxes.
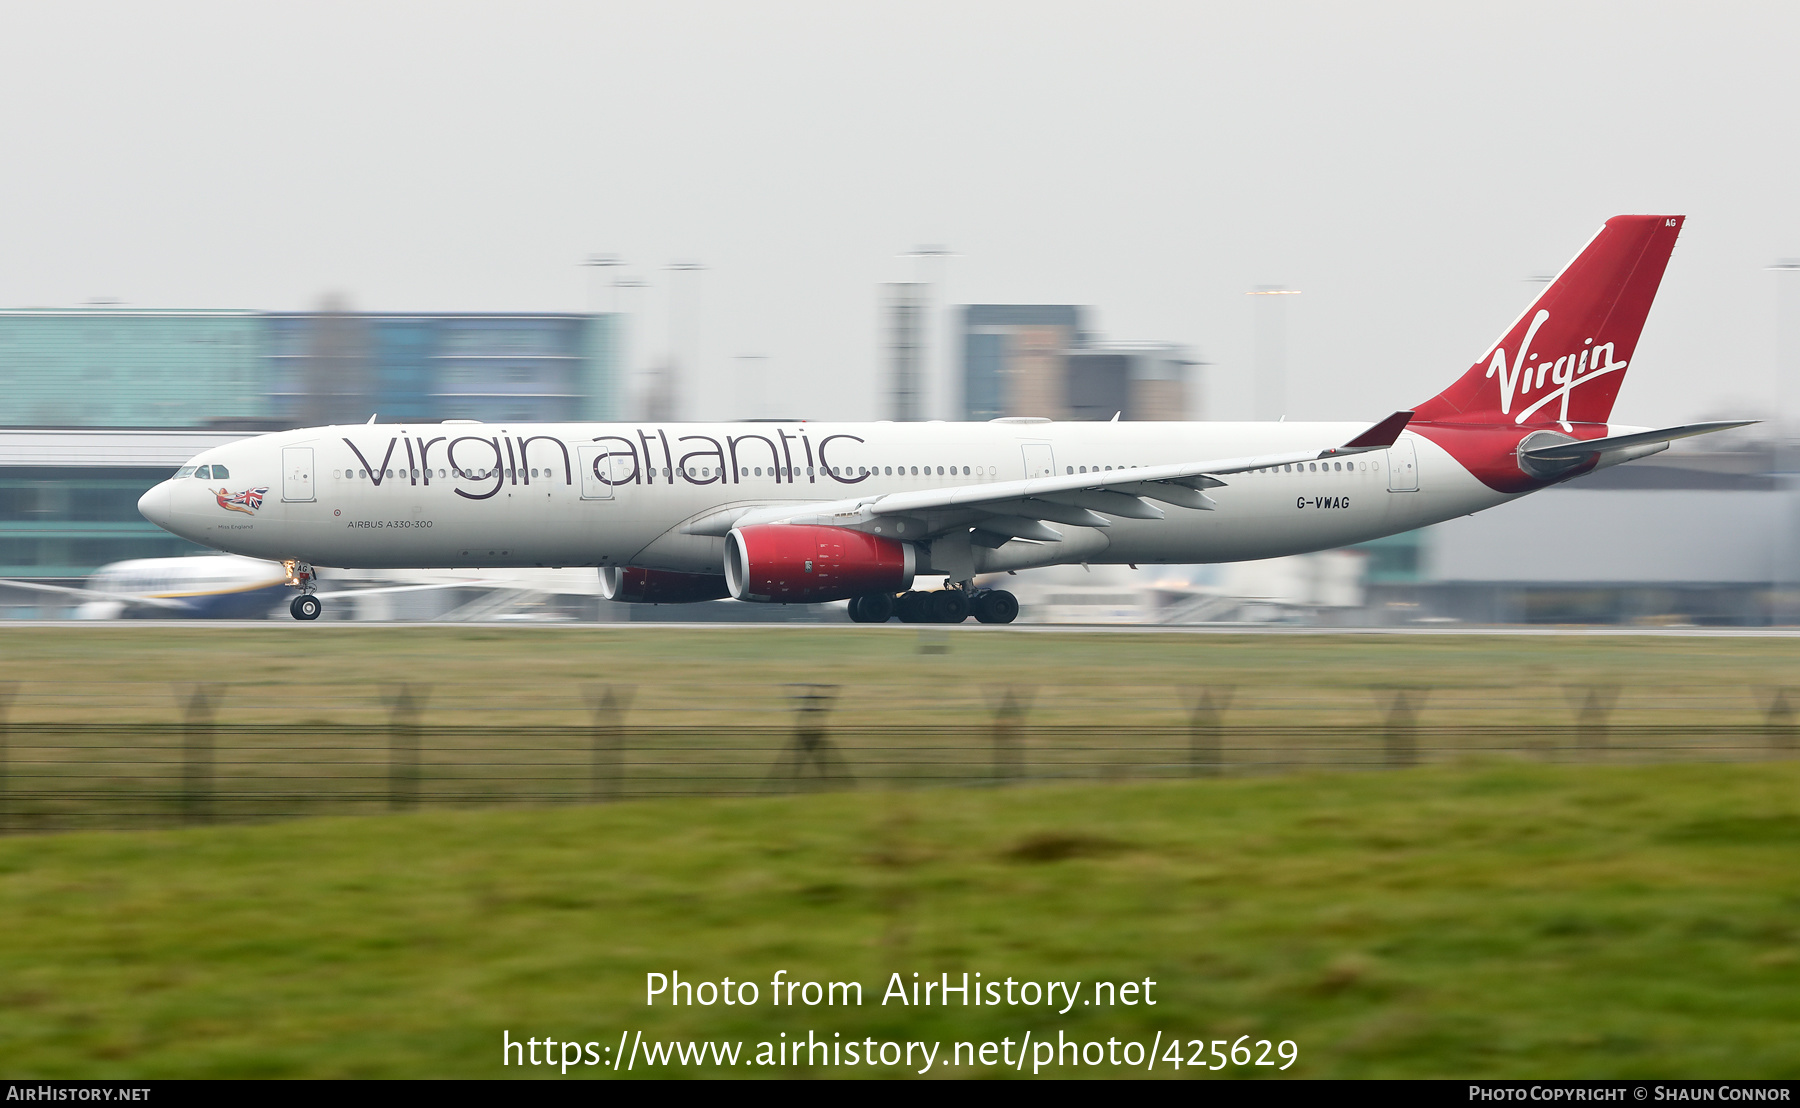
[1414,215,1683,429]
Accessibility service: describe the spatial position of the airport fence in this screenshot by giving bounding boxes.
[0,681,1795,832]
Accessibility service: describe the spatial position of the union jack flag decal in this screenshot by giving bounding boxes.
[215,486,268,515]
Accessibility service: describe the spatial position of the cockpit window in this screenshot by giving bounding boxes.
[211,464,228,479]
[194,465,212,479]
[175,465,197,479]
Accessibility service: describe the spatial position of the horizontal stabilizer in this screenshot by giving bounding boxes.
[1521,420,1758,461]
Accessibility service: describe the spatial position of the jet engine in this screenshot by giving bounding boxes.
[724,524,915,603]
[598,566,731,603]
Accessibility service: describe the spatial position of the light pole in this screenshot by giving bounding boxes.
[580,254,624,314]
[1769,260,1800,623]
[614,272,650,421]
[1248,286,1300,421]
[734,354,768,420]
[664,261,706,420]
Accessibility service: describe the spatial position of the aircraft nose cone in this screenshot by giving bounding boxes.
[138,481,172,529]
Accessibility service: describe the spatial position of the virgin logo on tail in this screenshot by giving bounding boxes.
[1483,309,1628,430]
[1414,215,1681,433]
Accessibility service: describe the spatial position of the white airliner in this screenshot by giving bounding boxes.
[0,555,500,619]
[136,215,1749,624]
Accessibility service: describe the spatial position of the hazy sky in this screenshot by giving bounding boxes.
[3,2,1797,429]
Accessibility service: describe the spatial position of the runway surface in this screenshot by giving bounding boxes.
[10,620,1800,637]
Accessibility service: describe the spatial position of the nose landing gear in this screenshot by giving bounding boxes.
[283,560,322,621]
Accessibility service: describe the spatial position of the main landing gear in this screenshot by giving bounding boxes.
[283,559,322,621]
[848,587,1018,625]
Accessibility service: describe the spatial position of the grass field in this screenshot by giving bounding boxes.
[2,760,1798,1078]
[2,626,1796,830]
[2,628,1797,1078]
[2,624,1799,729]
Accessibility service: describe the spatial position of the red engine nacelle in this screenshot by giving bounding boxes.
[599,566,732,604]
[725,525,915,603]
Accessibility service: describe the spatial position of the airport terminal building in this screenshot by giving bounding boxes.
[0,307,622,588]
[0,306,622,430]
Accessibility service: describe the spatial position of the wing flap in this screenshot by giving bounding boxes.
[978,499,1112,528]
[971,516,1064,543]
[1112,481,1218,511]
[1033,489,1166,519]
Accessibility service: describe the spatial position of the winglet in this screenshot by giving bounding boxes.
[1339,410,1413,451]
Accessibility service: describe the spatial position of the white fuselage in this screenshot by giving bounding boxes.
[137,419,1523,578]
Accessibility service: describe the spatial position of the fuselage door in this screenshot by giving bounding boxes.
[281,447,315,502]
[1021,443,1057,480]
[1386,437,1419,492]
[576,445,620,500]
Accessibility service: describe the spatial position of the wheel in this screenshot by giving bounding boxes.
[846,595,870,623]
[895,591,928,623]
[290,594,322,621]
[928,589,970,623]
[973,589,1019,624]
[857,591,895,623]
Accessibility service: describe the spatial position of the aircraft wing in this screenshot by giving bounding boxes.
[0,576,512,609]
[0,578,190,610]
[691,412,1414,545]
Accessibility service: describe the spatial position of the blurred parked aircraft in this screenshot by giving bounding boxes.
[0,555,494,619]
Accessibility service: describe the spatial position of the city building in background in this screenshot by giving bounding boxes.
[882,282,926,421]
[1065,343,1194,421]
[958,305,1195,421]
[0,306,622,430]
[960,305,1086,421]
